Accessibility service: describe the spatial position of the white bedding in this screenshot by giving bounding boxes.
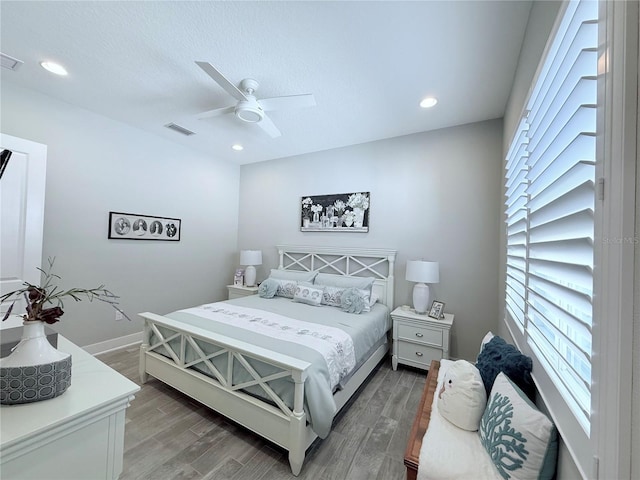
[417,359,502,480]
[179,302,357,390]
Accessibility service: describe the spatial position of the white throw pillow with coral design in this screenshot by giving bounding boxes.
[479,372,558,480]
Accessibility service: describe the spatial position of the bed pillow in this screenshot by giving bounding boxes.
[437,360,487,431]
[269,269,317,283]
[314,273,374,292]
[320,285,371,312]
[480,372,558,480]
[293,284,323,307]
[476,335,535,400]
[268,278,298,299]
[258,278,279,298]
[340,287,368,314]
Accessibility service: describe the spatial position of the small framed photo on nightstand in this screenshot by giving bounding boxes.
[234,269,244,286]
[428,300,445,319]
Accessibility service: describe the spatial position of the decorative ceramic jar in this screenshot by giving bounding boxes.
[0,320,72,404]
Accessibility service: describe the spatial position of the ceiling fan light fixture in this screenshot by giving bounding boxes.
[235,99,264,123]
[420,97,438,109]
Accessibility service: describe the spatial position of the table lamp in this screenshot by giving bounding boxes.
[240,250,262,287]
[405,260,439,314]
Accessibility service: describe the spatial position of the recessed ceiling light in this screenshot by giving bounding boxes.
[420,97,438,109]
[231,144,244,151]
[40,61,68,76]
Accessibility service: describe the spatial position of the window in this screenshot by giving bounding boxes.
[504,0,597,473]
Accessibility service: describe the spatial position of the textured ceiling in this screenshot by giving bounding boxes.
[0,1,532,165]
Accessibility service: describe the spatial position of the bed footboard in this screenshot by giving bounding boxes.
[138,312,314,476]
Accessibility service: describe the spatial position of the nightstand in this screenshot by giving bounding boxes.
[391,306,454,371]
[227,284,259,300]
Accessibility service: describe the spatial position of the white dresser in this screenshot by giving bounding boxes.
[0,336,139,479]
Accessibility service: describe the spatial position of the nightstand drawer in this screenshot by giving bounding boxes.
[397,341,441,366]
[397,323,442,346]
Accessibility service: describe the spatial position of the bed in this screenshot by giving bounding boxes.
[138,245,397,476]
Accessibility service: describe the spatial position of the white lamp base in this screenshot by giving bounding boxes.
[412,283,430,314]
[244,265,257,287]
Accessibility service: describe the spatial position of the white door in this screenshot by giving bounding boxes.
[0,133,47,328]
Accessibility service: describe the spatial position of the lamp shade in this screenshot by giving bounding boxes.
[405,260,439,284]
[240,250,262,266]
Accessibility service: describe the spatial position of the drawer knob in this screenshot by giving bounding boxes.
[415,333,423,338]
[415,352,423,357]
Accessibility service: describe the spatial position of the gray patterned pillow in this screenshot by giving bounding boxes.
[293,285,323,306]
[271,279,297,299]
[320,285,371,312]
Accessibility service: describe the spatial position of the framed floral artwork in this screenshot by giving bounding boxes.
[300,192,370,232]
[108,211,181,241]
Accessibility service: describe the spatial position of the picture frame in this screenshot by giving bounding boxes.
[234,269,245,286]
[108,211,181,241]
[300,192,370,232]
[428,300,445,319]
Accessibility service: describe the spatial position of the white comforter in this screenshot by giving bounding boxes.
[417,359,502,480]
[180,302,356,389]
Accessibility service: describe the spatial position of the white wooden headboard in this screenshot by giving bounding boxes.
[276,245,397,308]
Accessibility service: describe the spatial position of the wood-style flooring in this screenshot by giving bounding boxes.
[97,345,426,480]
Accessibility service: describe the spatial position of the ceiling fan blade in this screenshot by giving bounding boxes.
[197,105,235,120]
[195,61,247,102]
[257,114,282,138]
[259,94,316,112]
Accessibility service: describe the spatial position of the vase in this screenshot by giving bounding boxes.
[0,320,72,404]
[312,211,320,223]
[353,207,365,228]
[345,216,354,227]
[302,217,310,228]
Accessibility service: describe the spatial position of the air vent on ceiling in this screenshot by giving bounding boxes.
[1,53,24,71]
[164,123,195,136]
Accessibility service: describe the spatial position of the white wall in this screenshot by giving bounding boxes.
[1,82,240,347]
[238,119,503,361]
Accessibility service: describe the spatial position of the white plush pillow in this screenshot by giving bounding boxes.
[480,372,558,480]
[293,284,323,307]
[437,360,487,431]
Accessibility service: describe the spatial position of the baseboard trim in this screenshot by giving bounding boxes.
[83,332,142,355]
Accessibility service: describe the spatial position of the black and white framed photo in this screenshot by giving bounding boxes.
[234,269,244,286]
[428,300,445,319]
[300,192,370,232]
[108,212,181,241]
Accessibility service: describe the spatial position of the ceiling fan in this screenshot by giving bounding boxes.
[195,61,316,138]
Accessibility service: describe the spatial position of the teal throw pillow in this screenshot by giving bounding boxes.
[258,278,278,298]
[480,372,558,480]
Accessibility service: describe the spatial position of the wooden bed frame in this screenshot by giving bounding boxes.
[404,359,440,480]
[139,245,396,476]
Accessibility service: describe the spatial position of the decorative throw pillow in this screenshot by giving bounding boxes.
[268,278,297,299]
[293,284,323,307]
[437,360,487,431]
[476,335,535,400]
[269,269,317,283]
[480,372,558,480]
[258,278,279,298]
[320,285,371,311]
[340,287,367,314]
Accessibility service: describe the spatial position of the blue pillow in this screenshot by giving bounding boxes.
[475,335,535,400]
[258,278,279,298]
[340,287,367,314]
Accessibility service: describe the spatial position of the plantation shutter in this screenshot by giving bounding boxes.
[504,0,597,436]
